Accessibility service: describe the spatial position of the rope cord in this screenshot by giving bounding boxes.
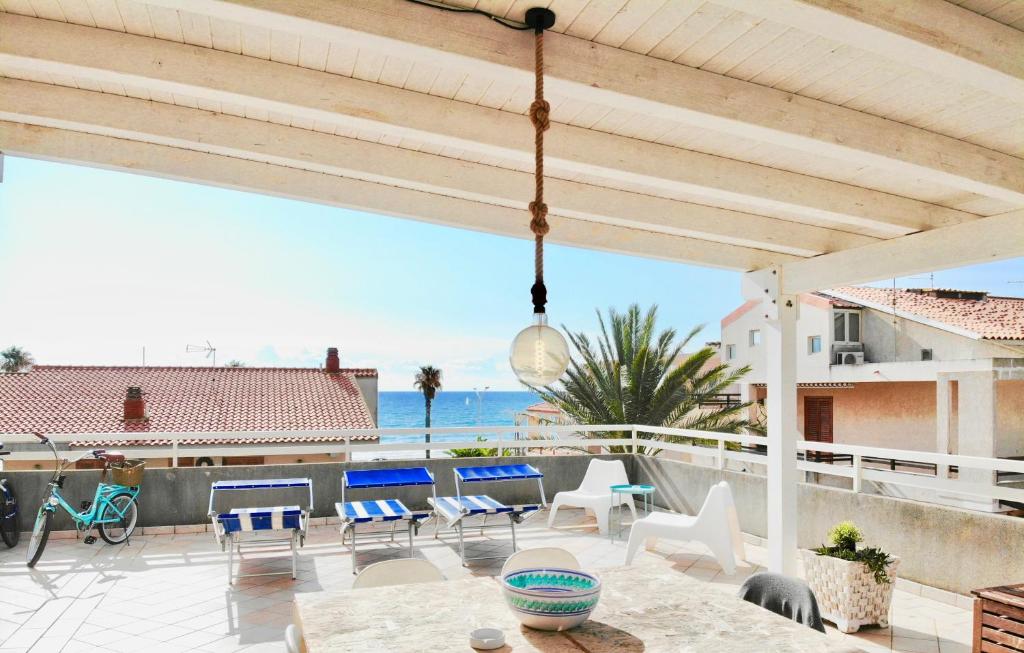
[529,29,551,310]
[403,0,551,312]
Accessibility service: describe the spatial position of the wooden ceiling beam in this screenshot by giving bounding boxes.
[142,0,1024,203]
[0,78,880,256]
[0,12,979,238]
[0,121,800,272]
[782,210,1024,294]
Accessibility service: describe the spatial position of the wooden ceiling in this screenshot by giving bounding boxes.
[0,0,1021,292]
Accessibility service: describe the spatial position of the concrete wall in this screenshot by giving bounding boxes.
[996,380,1024,458]
[4,454,630,533]
[635,456,1024,595]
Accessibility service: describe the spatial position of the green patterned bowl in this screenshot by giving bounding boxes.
[500,568,602,631]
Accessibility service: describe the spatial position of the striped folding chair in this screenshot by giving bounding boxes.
[208,478,313,585]
[336,467,435,574]
[429,464,546,566]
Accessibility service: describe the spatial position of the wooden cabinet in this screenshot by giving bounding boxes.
[973,584,1024,652]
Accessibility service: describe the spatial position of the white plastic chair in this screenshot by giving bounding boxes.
[547,459,636,534]
[351,558,445,589]
[501,547,581,576]
[284,624,303,653]
[624,481,745,575]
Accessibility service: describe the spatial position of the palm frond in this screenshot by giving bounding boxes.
[537,304,755,454]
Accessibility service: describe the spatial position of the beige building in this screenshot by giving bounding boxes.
[721,287,1024,508]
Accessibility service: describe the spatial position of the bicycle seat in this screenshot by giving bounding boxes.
[94,450,126,463]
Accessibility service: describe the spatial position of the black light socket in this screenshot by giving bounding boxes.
[524,7,556,32]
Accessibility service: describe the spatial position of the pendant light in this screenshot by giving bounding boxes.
[509,7,570,387]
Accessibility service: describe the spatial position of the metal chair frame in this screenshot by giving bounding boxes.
[208,478,313,585]
[337,467,437,574]
[431,465,547,566]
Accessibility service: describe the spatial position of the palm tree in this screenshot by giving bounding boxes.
[414,365,443,459]
[1,346,34,373]
[536,304,753,453]
[224,360,246,368]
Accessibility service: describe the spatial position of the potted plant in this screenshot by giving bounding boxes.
[801,521,899,633]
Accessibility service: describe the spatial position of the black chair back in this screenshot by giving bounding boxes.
[738,571,827,633]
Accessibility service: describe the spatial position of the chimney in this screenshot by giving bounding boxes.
[325,347,340,373]
[124,386,146,421]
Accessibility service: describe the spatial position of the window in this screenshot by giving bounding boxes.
[725,344,736,360]
[749,330,761,347]
[833,310,861,343]
[921,348,933,361]
[808,336,822,354]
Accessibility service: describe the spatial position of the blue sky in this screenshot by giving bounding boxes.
[1,158,1020,389]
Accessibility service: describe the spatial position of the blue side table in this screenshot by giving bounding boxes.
[609,484,655,542]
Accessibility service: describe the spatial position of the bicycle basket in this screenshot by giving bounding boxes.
[110,459,145,486]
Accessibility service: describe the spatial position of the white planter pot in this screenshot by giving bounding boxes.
[801,550,900,634]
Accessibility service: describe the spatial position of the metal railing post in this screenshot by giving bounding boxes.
[497,433,504,458]
[717,438,726,470]
[852,454,862,493]
[345,434,351,462]
[631,426,638,454]
[171,440,179,468]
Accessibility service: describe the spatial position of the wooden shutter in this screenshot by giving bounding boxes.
[804,397,834,463]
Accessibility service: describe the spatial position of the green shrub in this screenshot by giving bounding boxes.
[446,436,514,458]
[828,521,863,552]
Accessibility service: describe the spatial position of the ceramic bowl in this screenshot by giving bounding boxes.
[500,567,602,631]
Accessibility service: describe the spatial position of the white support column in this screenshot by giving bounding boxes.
[956,371,999,512]
[745,266,799,575]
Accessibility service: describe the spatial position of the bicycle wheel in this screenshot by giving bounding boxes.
[0,484,18,548]
[98,494,138,545]
[26,507,53,568]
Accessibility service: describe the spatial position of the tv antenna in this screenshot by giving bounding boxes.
[186,341,217,367]
[908,272,935,289]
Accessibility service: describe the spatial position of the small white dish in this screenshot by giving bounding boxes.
[470,627,505,650]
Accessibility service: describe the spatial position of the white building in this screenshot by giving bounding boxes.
[721,287,1024,510]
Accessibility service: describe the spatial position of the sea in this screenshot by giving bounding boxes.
[365,390,539,459]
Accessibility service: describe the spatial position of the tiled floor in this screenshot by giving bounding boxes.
[0,511,971,652]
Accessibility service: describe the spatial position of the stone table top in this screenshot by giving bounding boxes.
[294,565,863,652]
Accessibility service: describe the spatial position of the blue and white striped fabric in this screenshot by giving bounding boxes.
[430,495,540,520]
[218,506,303,533]
[337,499,425,524]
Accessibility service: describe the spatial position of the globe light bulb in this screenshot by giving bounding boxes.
[510,313,570,387]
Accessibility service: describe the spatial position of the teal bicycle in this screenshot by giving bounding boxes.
[27,433,143,568]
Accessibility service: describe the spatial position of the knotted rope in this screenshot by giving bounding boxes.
[529,29,550,311]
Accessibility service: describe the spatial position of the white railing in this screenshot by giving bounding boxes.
[0,425,635,466]
[5,424,1024,507]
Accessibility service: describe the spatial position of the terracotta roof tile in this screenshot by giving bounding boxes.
[821,287,1024,340]
[0,365,377,441]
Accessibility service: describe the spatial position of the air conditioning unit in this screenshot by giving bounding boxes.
[835,351,865,365]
